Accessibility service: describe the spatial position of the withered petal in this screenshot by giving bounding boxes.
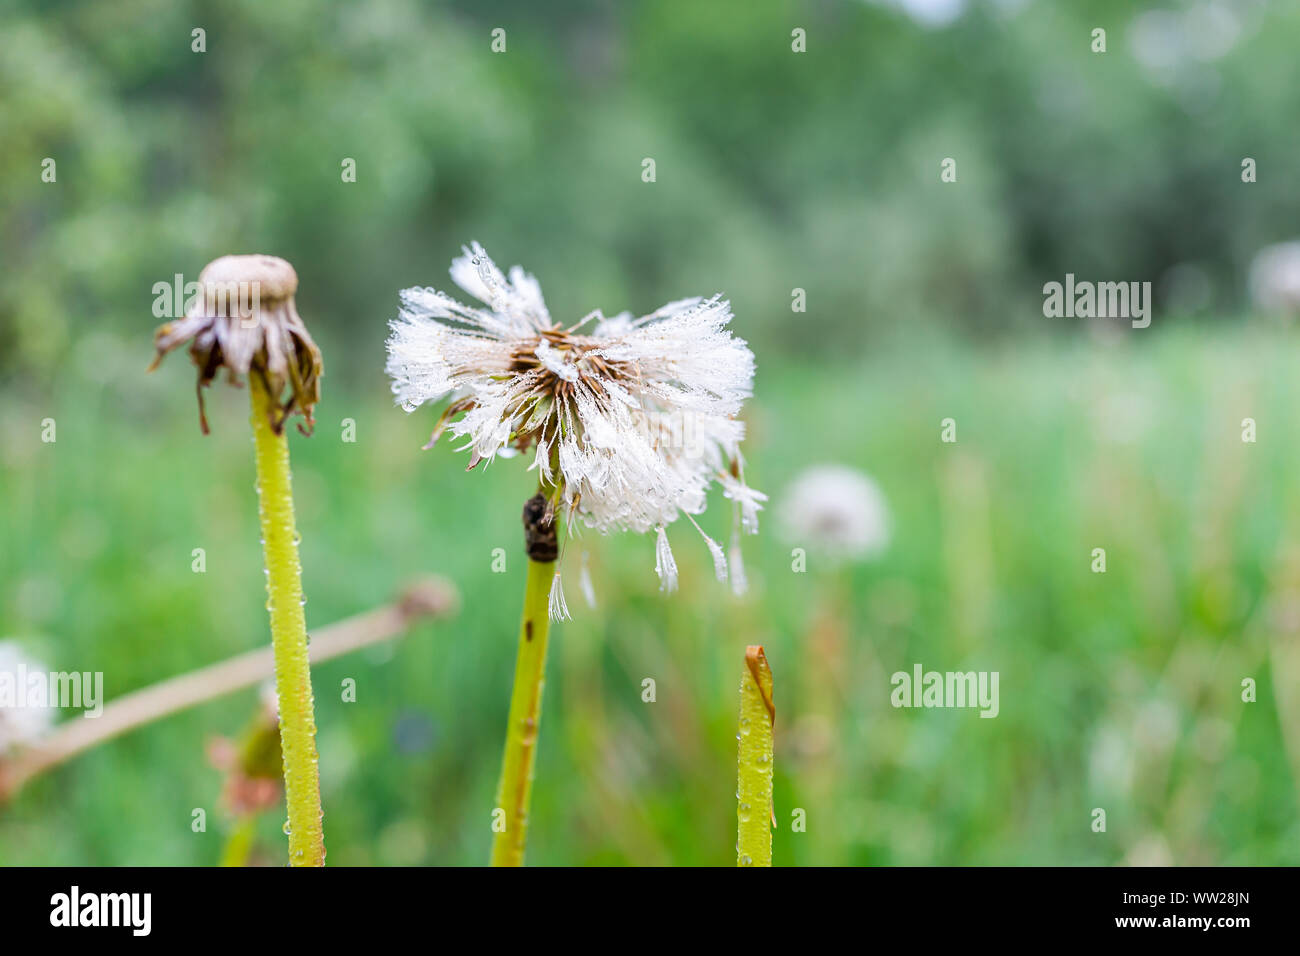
[149,312,212,368]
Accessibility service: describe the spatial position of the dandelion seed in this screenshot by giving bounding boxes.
[728,527,749,597]
[722,466,768,536]
[547,572,572,622]
[578,551,597,609]
[687,513,728,583]
[655,526,679,593]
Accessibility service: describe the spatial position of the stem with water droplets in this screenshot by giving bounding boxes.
[490,555,555,866]
[250,375,325,867]
[737,645,774,867]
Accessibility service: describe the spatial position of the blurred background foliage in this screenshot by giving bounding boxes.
[2,0,1300,864]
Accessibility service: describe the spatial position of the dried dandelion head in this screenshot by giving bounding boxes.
[150,255,323,435]
[386,242,765,610]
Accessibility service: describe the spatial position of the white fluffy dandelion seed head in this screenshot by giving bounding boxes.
[0,641,55,753]
[386,242,763,591]
[778,465,889,561]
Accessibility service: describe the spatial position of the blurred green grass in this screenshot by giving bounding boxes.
[3,322,1298,865]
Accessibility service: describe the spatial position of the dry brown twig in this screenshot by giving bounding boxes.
[0,577,458,802]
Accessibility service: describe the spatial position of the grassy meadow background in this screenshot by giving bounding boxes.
[3,0,1300,865]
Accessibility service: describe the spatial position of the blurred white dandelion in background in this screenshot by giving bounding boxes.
[1249,241,1300,315]
[0,641,54,754]
[778,464,890,562]
[867,0,967,30]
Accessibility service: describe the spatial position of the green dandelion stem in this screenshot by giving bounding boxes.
[737,645,775,867]
[219,815,258,868]
[250,375,325,867]
[490,554,556,867]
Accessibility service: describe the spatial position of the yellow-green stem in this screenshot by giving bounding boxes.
[490,556,555,866]
[250,377,325,866]
[219,814,258,867]
[737,645,774,867]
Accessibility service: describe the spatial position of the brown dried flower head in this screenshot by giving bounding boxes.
[150,254,323,435]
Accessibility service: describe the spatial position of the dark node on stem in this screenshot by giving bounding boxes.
[525,620,534,642]
[522,492,558,562]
